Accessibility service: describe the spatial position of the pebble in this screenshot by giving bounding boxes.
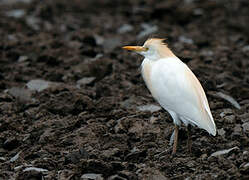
[26,79,51,92]
[216,92,241,109]
[210,146,239,157]
[117,24,134,34]
[242,122,249,134]
[219,108,233,118]
[77,77,95,88]
[137,23,158,39]
[5,9,25,18]
[102,148,120,158]
[244,162,249,167]
[179,36,194,44]
[0,157,6,162]
[239,113,249,123]
[23,167,48,172]
[242,45,249,53]
[10,151,21,162]
[26,16,40,30]
[81,173,103,180]
[8,87,32,103]
[148,172,168,180]
[217,128,226,136]
[224,115,236,124]
[103,37,121,52]
[0,0,32,4]
[137,104,161,113]
[18,55,28,62]
[57,169,74,180]
[120,98,137,109]
[65,148,89,164]
[114,119,125,133]
[108,175,126,180]
[232,124,242,136]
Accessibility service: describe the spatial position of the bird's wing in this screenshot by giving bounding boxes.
[151,59,216,135]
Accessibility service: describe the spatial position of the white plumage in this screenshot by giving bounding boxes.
[142,57,216,135]
[123,38,216,154]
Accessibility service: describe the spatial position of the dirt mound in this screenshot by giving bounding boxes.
[0,0,248,179]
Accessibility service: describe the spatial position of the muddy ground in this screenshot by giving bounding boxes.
[0,0,249,179]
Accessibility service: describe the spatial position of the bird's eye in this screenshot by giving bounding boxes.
[144,47,149,51]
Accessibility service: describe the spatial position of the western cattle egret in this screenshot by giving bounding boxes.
[123,38,216,154]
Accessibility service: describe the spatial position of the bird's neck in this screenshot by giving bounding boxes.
[157,46,176,59]
[143,46,176,61]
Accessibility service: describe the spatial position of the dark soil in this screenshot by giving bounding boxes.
[0,0,249,179]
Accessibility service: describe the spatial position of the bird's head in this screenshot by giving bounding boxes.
[123,38,175,60]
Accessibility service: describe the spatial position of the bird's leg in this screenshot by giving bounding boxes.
[172,124,179,155]
[187,125,192,153]
[169,129,175,146]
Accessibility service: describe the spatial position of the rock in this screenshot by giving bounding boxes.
[0,93,12,102]
[215,92,241,109]
[137,104,161,113]
[57,169,74,180]
[26,79,52,92]
[77,77,95,87]
[114,119,126,134]
[102,148,120,159]
[117,24,134,34]
[81,173,103,180]
[219,108,233,118]
[23,167,48,172]
[137,23,158,39]
[65,148,89,164]
[147,171,168,180]
[0,0,32,4]
[217,128,226,136]
[242,45,249,53]
[240,162,249,174]
[18,55,28,62]
[39,129,55,144]
[242,122,249,134]
[224,115,236,124]
[3,138,20,150]
[0,157,6,162]
[14,165,24,171]
[200,49,214,57]
[94,35,104,45]
[5,9,25,18]
[8,87,32,103]
[125,147,146,162]
[120,97,137,109]
[103,37,121,52]
[149,116,158,124]
[10,151,21,162]
[108,175,127,180]
[148,174,168,180]
[26,16,40,30]
[179,35,194,44]
[239,113,249,123]
[232,124,242,138]
[128,121,144,136]
[244,162,249,168]
[210,147,239,157]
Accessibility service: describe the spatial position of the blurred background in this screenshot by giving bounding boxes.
[0,0,249,179]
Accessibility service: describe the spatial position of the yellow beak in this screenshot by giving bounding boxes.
[122,46,147,52]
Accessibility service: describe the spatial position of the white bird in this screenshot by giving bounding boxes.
[123,38,216,154]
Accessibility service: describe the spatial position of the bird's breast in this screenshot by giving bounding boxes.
[141,59,156,96]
